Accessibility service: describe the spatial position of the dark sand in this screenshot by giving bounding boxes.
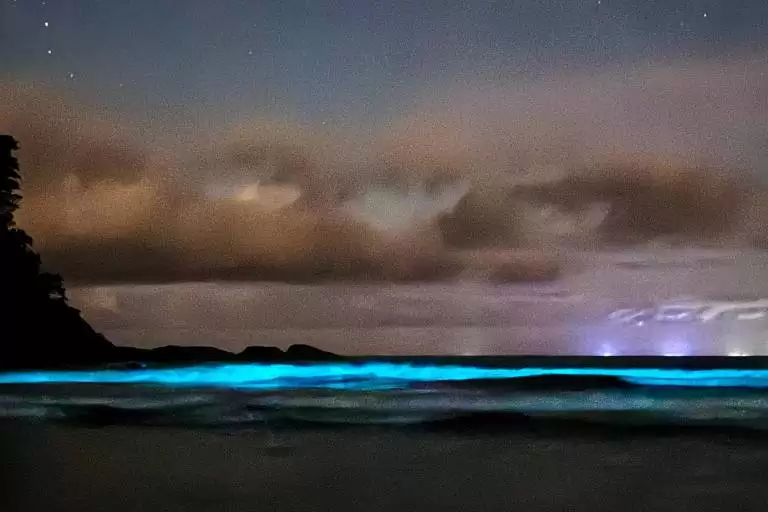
[3,423,768,511]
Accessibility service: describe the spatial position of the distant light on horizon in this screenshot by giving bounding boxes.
[598,343,617,357]
[661,336,691,357]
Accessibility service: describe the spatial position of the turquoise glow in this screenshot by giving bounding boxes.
[2,363,768,390]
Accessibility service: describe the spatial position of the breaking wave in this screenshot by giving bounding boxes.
[3,362,768,432]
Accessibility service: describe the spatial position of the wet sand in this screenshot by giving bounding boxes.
[3,423,768,512]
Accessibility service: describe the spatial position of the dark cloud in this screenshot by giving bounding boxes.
[26,189,467,285]
[437,186,527,249]
[439,165,768,250]
[513,165,760,246]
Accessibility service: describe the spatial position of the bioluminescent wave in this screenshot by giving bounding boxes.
[3,363,768,389]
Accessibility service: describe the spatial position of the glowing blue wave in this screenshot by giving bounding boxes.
[2,363,768,390]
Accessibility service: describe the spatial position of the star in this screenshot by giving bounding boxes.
[47,49,52,55]
[44,21,49,28]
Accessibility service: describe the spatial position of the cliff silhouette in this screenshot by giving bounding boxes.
[0,135,340,369]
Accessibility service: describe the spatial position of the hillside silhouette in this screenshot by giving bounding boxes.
[0,135,115,367]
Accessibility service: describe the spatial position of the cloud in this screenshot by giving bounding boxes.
[0,86,469,286]
[28,190,465,284]
[400,54,768,249]
[437,185,528,249]
[0,83,149,188]
[514,165,761,245]
[2,53,767,285]
[11,159,464,284]
[440,164,767,249]
[195,119,368,209]
[0,85,428,284]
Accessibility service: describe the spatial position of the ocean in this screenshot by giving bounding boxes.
[3,359,768,510]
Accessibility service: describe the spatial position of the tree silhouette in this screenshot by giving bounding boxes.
[0,135,111,368]
[0,135,22,228]
[0,136,67,303]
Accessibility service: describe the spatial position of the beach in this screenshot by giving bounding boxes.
[3,422,768,511]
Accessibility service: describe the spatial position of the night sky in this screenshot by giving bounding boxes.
[4,1,766,128]
[1,0,767,353]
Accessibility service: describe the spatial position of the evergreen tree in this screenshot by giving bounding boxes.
[0,135,22,229]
